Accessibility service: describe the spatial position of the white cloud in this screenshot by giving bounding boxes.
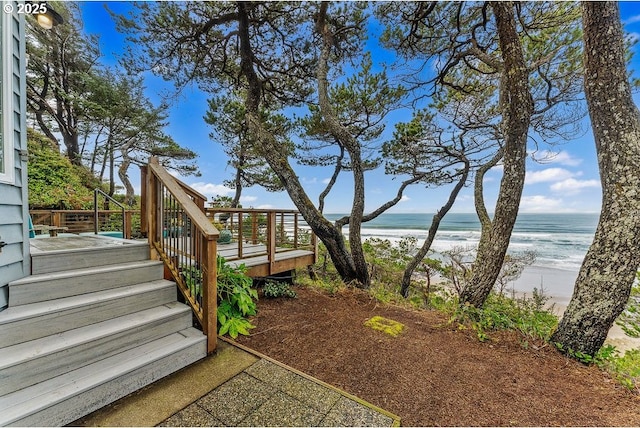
[302,177,317,185]
[256,204,274,209]
[400,195,410,202]
[322,178,331,185]
[533,150,583,167]
[240,195,258,203]
[519,195,564,213]
[624,14,640,25]
[189,182,233,198]
[550,178,600,195]
[525,168,575,185]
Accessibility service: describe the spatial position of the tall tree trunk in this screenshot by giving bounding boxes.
[35,111,59,146]
[63,133,81,166]
[235,1,363,285]
[401,161,469,297]
[459,2,534,307]
[315,2,370,287]
[474,147,504,245]
[231,151,244,208]
[551,2,640,356]
[118,151,135,206]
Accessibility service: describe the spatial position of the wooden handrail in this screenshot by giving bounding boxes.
[176,177,207,210]
[143,157,219,354]
[147,162,218,238]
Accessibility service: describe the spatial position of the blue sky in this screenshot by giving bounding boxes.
[79,2,640,214]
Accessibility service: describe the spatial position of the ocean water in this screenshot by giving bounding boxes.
[325,212,599,272]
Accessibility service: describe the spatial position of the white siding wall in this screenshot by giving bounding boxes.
[0,8,28,310]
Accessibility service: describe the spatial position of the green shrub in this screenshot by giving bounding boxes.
[180,256,258,339]
[605,348,640,391]
[216,256,258,339]
[27,129,94,209]
[453,292,558,342]
[263,280,297,298]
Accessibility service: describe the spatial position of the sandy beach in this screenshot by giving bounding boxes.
[511,265,640,353]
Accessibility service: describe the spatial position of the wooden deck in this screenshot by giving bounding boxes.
[159,235,316,279]
[218,242,315,277]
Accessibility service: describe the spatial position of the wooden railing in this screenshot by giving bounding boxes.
[141,158,219,354]
[30,209,138,238]
[205,207,317,263]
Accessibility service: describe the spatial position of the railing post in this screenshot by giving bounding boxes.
[238,212,243,258]
[202,234,218,354]
[294,213,299,249]
[312,232,318,264]
[52,211,61,227]
[147,160,160,260]
[140,165,148,236]
[251,213,258,244]
[279,212,285,245]
[124,211,133,239]
[267,212,276,275]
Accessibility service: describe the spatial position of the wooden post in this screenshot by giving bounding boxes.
[52,211,61,227]
[279,212,285,245]
[124,211,133,239]
[202,234,218,354]
[147,161,160,261]
[140,165,148,236]
[251,213,258,244]
[294,213,299,249]
[238,212,244,258]
[312,232,318,264]
[195,194,205,213]
[267,212,276,275]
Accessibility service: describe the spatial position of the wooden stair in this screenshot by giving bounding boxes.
[0,240,207,426]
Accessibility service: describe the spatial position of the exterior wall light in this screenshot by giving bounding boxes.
[27,2,64,29]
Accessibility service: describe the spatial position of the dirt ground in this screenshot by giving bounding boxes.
[236,286,640,427]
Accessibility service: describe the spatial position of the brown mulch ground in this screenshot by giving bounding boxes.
[236,286,640,427]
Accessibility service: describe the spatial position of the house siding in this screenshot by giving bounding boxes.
[0,8,28,311]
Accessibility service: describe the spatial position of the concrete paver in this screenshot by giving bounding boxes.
[72,339,400,427]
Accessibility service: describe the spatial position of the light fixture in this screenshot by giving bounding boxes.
[31,2,64,29]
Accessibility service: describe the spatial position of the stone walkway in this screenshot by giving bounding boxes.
[73,339,400,427]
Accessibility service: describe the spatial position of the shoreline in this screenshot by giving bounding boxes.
[509,265,640,353]
[426,264,640,353]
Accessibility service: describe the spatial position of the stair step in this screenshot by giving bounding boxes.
[0,302,192,395]
[0,280,176,347]
[0,328,206,427]
[30,240,149,274]
[9,260,164,306]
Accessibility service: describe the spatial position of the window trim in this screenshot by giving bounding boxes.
[0,11,15,184]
